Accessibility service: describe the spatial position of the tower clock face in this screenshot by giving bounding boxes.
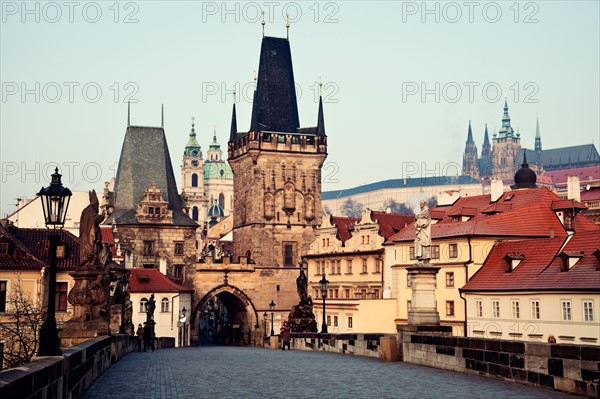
[192,150,199,156]
[192,160,199,167]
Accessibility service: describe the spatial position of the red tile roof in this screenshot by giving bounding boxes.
[387,188,593,244]
[544,166,600,187]
[0,224,80,270]
[550,199,587,211]
[462,229,600,292]
[129,268,194,293]
[371,212,414,240]
[581,187,600,201]
[100,226,117,255]
[330,216,359,242]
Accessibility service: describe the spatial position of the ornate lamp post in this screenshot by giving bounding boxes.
[319,273,329,334]
[37,168,72,356]
[119,275,129,334]
[179,307,187,346]
[269,300,275,336]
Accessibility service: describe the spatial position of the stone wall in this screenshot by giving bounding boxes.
[0,335,137,399]
[288,333,385,358]
[403,334,599,398]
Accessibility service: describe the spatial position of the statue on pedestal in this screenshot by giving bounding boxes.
[414,200,431,262]
[146,294,156,323]
[287,269,317,332]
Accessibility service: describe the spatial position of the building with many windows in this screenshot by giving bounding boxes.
[385,159,596,335]
[306,209,413,333]
[460,230,600,345]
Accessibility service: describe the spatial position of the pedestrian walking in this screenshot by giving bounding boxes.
[143,322,153,352]
[281,321,291,350]
[136,324,144,352]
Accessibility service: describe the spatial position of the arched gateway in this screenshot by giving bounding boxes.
[191,284,259,346]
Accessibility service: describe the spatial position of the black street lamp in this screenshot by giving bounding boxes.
[269,300,275,336]
[37,168,72,356]
[119,275,129,334]
[319,273,329,334]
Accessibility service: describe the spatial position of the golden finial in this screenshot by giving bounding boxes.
[261,11,265,37]
[286,12,290,40]
[233,89,236,103]
[191,116,195,127]
[318,76,323,97]
[253,69,257,82]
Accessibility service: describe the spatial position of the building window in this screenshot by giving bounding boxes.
[55,282,68,311]
[475,300,483,318]
[174,265,184,280]
[531,300,540,320]
[375,259,381,273]
[564,211,574,230]
[409,246,416,260]
[56,244,66,259]
[327,315,331,326]
[511,300,520,319]
[174,242,184,255]
[283,243,294,266]
[346,260,352,274]
[561,300,572,321]
[445,272,454,287]
[348,317,353,328]
[373,289,380,299]
[192,206,199,221]
[407,300,412,312]
[0,281,7,312]
[219,193,225,210]
[140,298,148,313]
[143,241,154,256]
[344,289,350,299]
[584,301,594,322]
[0,243,8,255]
[431,245,440,259]
[446,301,455,316]
[334,316,338,327]
[449,243,458,258]
[191,173,198,187]
[492,300,500,318]
[362,259,367,273]
[407,274,412,287]
[337,260,341,274]
[161,298,169,313]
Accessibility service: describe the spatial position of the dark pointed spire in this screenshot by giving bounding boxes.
[498,99,514,138]
[127,101,130,127]
[249,90,259,132]
[317,96,325,136]
[250,36,300,133]
[229,103,238,141]
[535,115,542,152]
[481,123,491,159]
[466,120,474,144]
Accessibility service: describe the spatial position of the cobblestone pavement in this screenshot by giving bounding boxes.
[83,346,572,399]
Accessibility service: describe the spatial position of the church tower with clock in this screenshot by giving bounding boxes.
[181,118,208,233]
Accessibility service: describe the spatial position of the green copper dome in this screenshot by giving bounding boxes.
[204,162,233,179]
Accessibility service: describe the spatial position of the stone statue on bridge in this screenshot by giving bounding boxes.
[287,269,317,332]
[414,200,431,262]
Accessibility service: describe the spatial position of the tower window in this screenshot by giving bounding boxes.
[283,243,294,266]
[192,206,199,221]
[192,173,198,187]
[219,193,225,210]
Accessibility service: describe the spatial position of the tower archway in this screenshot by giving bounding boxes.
[192,285,260,346]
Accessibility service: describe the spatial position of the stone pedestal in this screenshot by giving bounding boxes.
[407,263,440,326]
[287,303,318,333]
[60,270,111,347]
[270,335,279,350]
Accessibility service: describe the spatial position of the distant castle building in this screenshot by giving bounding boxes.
[180,121,233,255]
[462,101,599,180]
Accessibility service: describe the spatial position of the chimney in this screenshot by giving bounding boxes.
[159,257,167,275]
[567,176,581,202]
[491,179,504,202]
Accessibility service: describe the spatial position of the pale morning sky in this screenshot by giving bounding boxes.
[1,1,598,216]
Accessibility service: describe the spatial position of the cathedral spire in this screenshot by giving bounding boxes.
[466,120,474,144]
[229,103,238,141]
[535,115,542,152]
[481,124,491,159]
[184,117,201,157]
[497,99,514,138]
[317,81,326,136]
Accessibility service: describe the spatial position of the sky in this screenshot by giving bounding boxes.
[1,1,599,216]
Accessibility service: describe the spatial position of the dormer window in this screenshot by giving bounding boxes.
[504,253,525,271]
[564,211,574,230]
[559,251,584,271]
[56,244,66,259]
[504,194,514,201]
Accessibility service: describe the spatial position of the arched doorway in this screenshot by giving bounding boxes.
[192,285,260,346]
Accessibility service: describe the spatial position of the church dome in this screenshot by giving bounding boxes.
[511,151,537,189]
[207,202,225,219]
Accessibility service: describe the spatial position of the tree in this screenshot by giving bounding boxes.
[341,198,363,218]
[0,279,43,370]
[427,197,438,208]
[383,198,414,215]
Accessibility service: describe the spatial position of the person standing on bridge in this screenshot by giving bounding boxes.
[136,324,144,352]
[281,321,291,350]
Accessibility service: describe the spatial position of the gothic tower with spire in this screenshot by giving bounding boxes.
[491,100,522,179]
[181,118,208,226]
[228,36,328,269]
[462,120,479,179]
